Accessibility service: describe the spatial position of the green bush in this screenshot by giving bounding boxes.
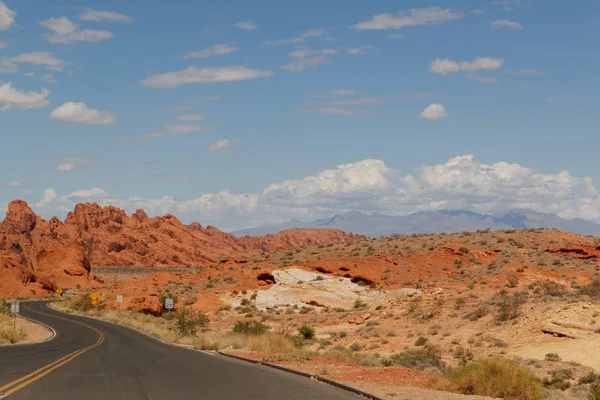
[589,384,600,400]
[174,307,209,336]
[298,325,315,340]
[580,278,600,298]
[232,321,270,335]
[389,344,444,372]
[429,357,543,400]
[414,336,428,346]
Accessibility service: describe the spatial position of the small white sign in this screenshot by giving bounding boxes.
[116,295,123,303]
[165,298,174,309]
[11,300,19,314]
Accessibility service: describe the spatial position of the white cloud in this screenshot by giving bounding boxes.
[0,58,19,73]
[0,1,15,30]
[282,46,336,72]
[8,180,22,187]
[40,17,113,44]
[50,102,117,125]
[0,82,51,111]
[56,163,76,171]
[430,57,504,75]
[141,66,273,88]
[36,188,57,207]
[353,7,462,30]
[265,28,328,45]
[32,155,600,230]
[41,73,56,83]
[234,21,256,31]
[184,44,239,59]
[347,45,372,55]
[208,139,240,152]
[429,58,461,75]
[10,52,65,71]
[0,41,8,49]
[77,9,133,22]
[298,107,374,116]
[490,19,522,29]
[165,124,210,134]
[420,103,449,120]
[175,114,204,121]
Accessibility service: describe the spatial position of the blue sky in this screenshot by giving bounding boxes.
[1,0,600,230]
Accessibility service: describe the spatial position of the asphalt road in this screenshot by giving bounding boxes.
[0,302,361,399]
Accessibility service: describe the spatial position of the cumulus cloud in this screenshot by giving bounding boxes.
[184,44,239,59]
[420,103,449,120]
[430,57,504,75]
[0,1,15,30]
[50,102,117,125]
[31,155,600,230]
[353,7,462,30]
[10,52,65,71]
[141,66,273,88]
[0,82,51,111]
[208,139,240,152]
[234,21,256,31]
[77,9,133,22]
[490,19,522,29]
[40,17,113,44]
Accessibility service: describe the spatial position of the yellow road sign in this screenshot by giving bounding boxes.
[56,288,63,297]
[90,292,98,305]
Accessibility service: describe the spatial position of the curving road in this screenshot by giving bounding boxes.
[0,302,361,399]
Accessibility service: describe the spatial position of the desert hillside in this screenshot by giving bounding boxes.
[0,200,362,298]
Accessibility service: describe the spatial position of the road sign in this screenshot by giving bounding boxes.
[165,298,174,310]
[90,292,98,305]
[10,300,19,314]
[56,288,63,297]
[116,295,123,303]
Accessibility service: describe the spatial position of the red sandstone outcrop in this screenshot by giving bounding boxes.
[0,200,363,298]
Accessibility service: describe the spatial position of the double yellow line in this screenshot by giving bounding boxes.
[0,304,105,398]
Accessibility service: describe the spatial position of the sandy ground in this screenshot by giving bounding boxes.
[0,314,54,346]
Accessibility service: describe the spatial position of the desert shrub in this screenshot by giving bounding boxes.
[580,373,600,385]
[580,278,600,299]
[541,280,566,297]
[353,300,366,309]
[545,352,561,362]
[0,300,9,315]
[108,242,126,252]
[493,292,527,323]
[232,321,270,335]
[429,357,543,400]
[589,384,600,400]
[174,307,208,336]
[298,325,315,340]
[506,274,519,288]
[465,306,489,321]
[415,336,428,346]
[70,294,95,312]
[389,344,444,372]
[0,326,25,344]
[459,247,470,254]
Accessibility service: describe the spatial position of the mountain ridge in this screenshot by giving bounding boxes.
[231,209,600,237]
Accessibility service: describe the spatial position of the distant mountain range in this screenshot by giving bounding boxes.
[231,209,600,238]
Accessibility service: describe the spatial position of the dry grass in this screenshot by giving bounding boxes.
[428,357,543,400]
[0,315,25,345]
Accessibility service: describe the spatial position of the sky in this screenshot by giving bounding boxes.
[1,0,599,231]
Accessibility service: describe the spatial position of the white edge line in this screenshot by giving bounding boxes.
[0,310,57,348]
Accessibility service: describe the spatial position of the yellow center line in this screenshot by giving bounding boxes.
[0,303,105,397]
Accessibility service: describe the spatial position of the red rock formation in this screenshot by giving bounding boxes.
[0,200,364,298]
